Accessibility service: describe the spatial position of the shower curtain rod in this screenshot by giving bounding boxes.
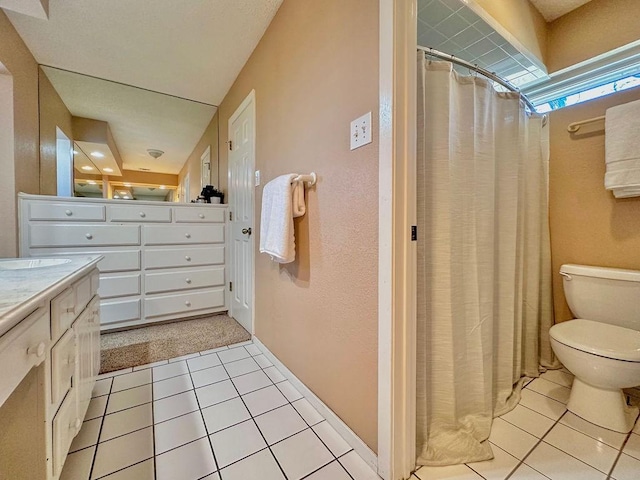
[417,46,540,115]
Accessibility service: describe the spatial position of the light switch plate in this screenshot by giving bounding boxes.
[255,170,261,186]
[350,112,372,150]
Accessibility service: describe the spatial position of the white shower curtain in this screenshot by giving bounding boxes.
[416,53,558,466]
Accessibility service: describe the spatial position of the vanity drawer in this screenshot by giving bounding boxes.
[174,207,225,223]
[109,204,171,223]
[0,306,49,408]
[52,387,80,477]
[74,274,93,314]
[25,249,141,273]
[29,224,140,247]
[145,288,225,318]
[145,267,225,294]
[100,298,141,327]
[51,288,76,341]
[51,329,76,407]
[145,246,224,269]
[28,202,105,222]
[143,224,224,245]
[99,273,141,299]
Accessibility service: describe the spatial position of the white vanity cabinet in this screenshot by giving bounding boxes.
[0,256,101,480]
[19,194,228,331]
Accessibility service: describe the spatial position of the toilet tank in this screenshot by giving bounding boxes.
[561,264,640,330]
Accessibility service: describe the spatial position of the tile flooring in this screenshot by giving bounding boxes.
[413,370,640,480]
[61,340,380,480]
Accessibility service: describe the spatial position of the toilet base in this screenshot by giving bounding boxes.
[567,378,639,433]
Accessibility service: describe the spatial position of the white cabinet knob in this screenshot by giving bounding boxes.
[85,233,93,240]
[65,209,73,216]
[185,278,192,284]
[198,213,205,219]
[185,301,191,307]
[185,233,191,238]
[27,341,46,359]
[139,212,146,218]
[185,256,191,261]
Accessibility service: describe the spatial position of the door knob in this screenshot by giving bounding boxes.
[242,227,252,235]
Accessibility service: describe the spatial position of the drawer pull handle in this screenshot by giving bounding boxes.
[198,213,205,219]
[27,342,46,359]
[185,278,192,284]
[185,256,191,261]
[139,212,146,218]
[185,301,191,307]
[85,233,93,240]
[66,306,75,314]
[185,233,191,238]
[65,209,73,216]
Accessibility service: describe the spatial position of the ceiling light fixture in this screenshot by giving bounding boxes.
[123,195,130,199]
[113,195,120,199]
[90,151,104,158]
[87,180,96,185]
[159,185,166,190]
[124,183,131,187]
[103,167,114,173]
[147,149,165,159]
[81,166,93,171]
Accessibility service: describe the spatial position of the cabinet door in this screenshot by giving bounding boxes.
[90,298,101,379]
[74,308,94,422]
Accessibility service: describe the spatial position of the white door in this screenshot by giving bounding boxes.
[228,90,255,333]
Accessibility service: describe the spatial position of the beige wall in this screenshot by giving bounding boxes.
[218,0,379,451]
[39,68,73,195]
[549,87,640,322]
[178,112,219,201]
[547,0,640,74]
[471,0,547,66]
[0,10,40,257]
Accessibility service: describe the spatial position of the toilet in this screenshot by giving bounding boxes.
[550,264,640,433]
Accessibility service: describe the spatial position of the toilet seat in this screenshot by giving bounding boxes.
[550,319,640,362]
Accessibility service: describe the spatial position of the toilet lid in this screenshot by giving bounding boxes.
[550,319,640,362]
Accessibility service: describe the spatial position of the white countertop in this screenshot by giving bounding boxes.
[0,255,102,337]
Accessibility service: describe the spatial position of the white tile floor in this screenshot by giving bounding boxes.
[61,341,380,480]
[413,370,640,480]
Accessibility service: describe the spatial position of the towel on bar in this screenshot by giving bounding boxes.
[605,98,640,198]
[259,174,306,264]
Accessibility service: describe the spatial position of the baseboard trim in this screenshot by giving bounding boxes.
[252,336,379,472]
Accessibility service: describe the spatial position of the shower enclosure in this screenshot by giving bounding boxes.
[415,50,559,466]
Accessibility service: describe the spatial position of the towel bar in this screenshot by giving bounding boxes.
[292,172,317,186]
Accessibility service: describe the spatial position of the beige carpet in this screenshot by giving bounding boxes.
[100,314,251,373]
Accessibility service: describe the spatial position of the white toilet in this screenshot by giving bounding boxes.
[550,264,640,433]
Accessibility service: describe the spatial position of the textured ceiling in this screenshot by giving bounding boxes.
[43,67,217,175]
[5,0,283,105]
[529,0,594,22]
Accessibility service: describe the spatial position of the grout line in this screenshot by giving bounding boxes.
[185,351,223,479]
[606,412,639,479]
[150,364,157,480]
[93,457,154,480]
[235,346,357,480]
[215,349,290,479]
[87,376,114,480]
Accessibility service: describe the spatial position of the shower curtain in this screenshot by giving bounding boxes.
[416,53,559,466]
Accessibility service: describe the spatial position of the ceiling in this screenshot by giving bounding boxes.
[417,0,547,89]
[4,0,283,105]
[529,0,594,22]
[43,66,217,174]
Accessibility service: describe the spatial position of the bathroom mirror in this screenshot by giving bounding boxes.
[38,66,219,202]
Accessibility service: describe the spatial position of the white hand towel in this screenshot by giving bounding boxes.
[605,99,640,198]
[259,174,305,264]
